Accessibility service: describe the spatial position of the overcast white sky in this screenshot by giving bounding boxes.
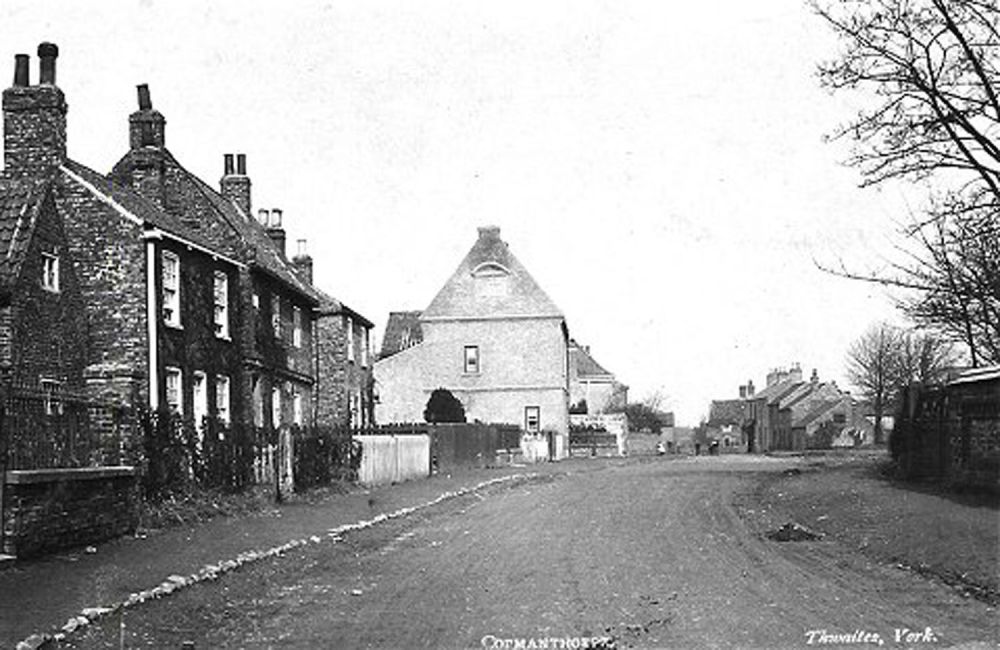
[1,1,919,424]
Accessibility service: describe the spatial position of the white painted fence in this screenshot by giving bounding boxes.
[356,434,431,486]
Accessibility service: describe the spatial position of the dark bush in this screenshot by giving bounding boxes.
[424,388,466,423]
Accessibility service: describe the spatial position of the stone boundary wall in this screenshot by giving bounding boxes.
[2,466,139,558]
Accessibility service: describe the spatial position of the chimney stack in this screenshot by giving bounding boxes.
[220,152,252,217]
[3,43,67,175]
[128,83,165,149]
[292,238,313,285]
[266,208,286,258]
[478,225,501,240]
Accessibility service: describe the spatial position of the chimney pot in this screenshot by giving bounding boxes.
[296,239,307,256]
[258,209,269,225]
[477,225,500,239]
[137,83,152,110]
[223,153,234,176]
[13,54,29,87]
[270,208,283,228]
[236,153,246,175]
[37,42,58,85]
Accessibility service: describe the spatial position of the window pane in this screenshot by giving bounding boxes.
[464,346,479,373]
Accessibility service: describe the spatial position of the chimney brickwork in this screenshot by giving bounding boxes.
[124,84,166,207]
[266,208,286,258]
[292,239,313,285]
[220,152,251,217]
[2,43,67,175]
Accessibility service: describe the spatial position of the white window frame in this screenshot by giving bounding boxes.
[525,406,540,433]
[213,271,229,339]
[192,371,207,434]
[272,384,282,428]
[293,390,303,426]
[464,345,480,374]
[271,294,282,339]
[41,252,59,292]
[347,317,355,362]
[292,306,302,348]
[215,375,231,425]
[165,366,183,415]
[361,328,369,367]
[161,251,181,327]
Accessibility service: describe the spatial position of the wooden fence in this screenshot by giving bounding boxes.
[355,434,430,486]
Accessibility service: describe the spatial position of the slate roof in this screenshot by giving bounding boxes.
[0,173,52,291]
[422,226,563,320]
[61,159,220,252]
[379,310,424,359]
[708,399,749,426]
[793,398,847,428]
[570,340,613,378]
[110,148,320,305]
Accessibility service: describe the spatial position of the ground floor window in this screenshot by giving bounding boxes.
[165,367,182,415]
[525,406,540,433]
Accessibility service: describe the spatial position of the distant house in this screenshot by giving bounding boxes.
[706,392,752,451]
[741,365,870,452]
[568,339,627,414]
[378,310,423,360]
[375,226,571,458]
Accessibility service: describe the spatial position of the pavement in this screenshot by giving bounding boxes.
[0,462,549,648]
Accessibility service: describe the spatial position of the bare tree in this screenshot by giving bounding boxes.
[846,321,960,444]
[812,0,1000,363]
[896,328,964,384]
[846,322,904,444]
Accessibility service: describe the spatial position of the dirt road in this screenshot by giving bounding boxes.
[64,456,996,648]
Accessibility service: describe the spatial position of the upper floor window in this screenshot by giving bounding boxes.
[361,328,369,367]
[213,271,229,339]
[464,345,480,374]
[292,306,302,348]
[271,294,282,338]
[41,253,59,292]
[347,317,355,362]
[165,367,183,415]
[162,251,181,326]
[216,375,231,425]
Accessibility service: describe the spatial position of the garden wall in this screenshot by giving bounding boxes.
[2,466,139,558]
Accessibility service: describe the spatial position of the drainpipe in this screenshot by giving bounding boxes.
[146,239,159,410]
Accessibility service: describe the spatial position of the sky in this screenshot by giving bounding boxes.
[0,1,919,425]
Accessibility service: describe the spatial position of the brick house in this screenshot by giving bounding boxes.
[0,43,373,439]
[567,339,627,414]
[374,226,571,458]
